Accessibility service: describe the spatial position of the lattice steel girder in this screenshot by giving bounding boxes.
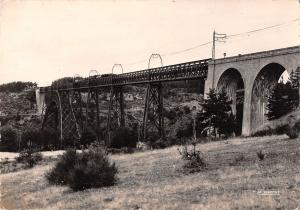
[142,83,165,141]
[106,86,125,145]
[41,90,80,149]
[39,59,209,92]
[58,91,80,142]
[41,92,59,132]
[70,90,84,135]
[85,88,101,141]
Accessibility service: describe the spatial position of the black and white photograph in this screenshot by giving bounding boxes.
[0,0,300,209]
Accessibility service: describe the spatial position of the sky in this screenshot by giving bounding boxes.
[0,0,299,86]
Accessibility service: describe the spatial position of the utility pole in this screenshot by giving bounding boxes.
[298,67,300,108]
[212,30,227,88]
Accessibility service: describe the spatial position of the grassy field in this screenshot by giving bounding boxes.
[1,135,300,210]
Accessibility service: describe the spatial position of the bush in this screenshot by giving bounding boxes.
[164,108,177,123]
[178,141,207,173]
[176,121,193,139]
[39,128,60,150]
[80,130,97,147]
[47,143,118,191]
[252,126,274,137]
[0,126,18,152]
[110,127,137,149]
[183,105,191,114]
[46,149,78,185]
[16,148,43,168]
[286,125,299,139]
[108,147,135,154]
[151,138,168,149]
[257,150,265,161]
[21,128,41,149]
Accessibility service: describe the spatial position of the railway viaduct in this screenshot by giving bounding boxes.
[205,46,300,135]
[37,45,300,143]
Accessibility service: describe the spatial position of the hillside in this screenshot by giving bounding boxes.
[253,108,300,135]
[0,90,40,131]
[1,135,299,209]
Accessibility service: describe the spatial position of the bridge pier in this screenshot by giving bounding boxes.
[204,46,300,136]
[85,89,101,141]
[106,86,125,145]
[142,83,165,141]
[35,89,45,115]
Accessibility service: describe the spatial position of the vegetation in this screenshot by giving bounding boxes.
[256,150,265,161]
[266,81,298,120]
[199,88,236,138]
[15,148,43,168]
[0,126,19,152]
[0,81,37,93]
[47,143,118,191]
[1,136,299,209]
[253,109,300,139]
[266,69,299,120]
[51,77,73,89]
[109,126,137,149]
[178,140,207,173]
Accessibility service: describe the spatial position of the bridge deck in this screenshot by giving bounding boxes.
[40,59,210,93]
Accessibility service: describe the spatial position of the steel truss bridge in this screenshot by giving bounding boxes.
[40,58,210,146]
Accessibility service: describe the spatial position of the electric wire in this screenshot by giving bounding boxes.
[124,18,300,67]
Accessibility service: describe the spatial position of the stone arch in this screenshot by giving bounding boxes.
[216,68,245,135]
[250,63,286,132]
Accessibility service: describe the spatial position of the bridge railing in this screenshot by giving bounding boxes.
[39,58,210,93]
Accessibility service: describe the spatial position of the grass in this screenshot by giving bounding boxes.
[1,135,300,209]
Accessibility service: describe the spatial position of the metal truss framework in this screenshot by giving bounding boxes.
[85,88,101,141]
[142,83,164,141]
[106,86,125,145]
[40,58,209,145]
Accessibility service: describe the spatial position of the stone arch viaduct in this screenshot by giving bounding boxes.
[38,45,300,143]
[204,46,300,136]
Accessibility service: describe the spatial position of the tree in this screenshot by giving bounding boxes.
[290,68,300,108]
[266,81,297,120]
[0,81,37,93]
[290,68,300,89]
[199,88,234,137]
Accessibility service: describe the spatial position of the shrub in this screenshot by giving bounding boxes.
[176,122,193,139]
[108,147,135,154]
[110,127,137,148]
[47,143,118,191]
[151,138,168,149]
[183,105,191,114]
[257,150,265,161]
[46,149,78,185]
[252,126,274,137]
[0,126,18,152]
[178,141,207,173]
[39,128,60,150]
[80,130,97,147]
[286,125,299,139]
[16,148,43,168]
[21,128,41,149]
[164,108,177,123]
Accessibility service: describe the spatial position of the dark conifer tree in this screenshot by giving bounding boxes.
[290,68,300,89]
[288,69,299,108]
[200,88,234,137]
[266,81,296,120]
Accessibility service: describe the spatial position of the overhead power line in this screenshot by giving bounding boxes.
[227,18,300,38]
[124,18,300,67]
